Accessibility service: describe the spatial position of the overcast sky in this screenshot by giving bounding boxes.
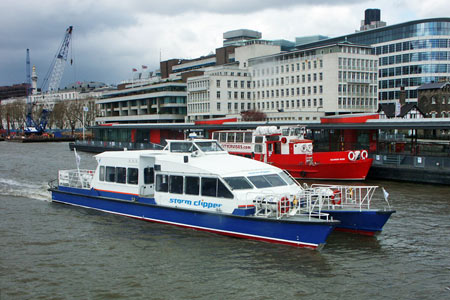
[1,0,449,89]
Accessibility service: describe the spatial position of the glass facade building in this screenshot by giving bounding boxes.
[295,18,450,102]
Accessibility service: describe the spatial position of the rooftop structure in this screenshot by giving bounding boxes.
[223,29,262,47]
[359,8,386,32]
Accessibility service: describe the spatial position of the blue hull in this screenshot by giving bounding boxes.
[51,187,337,249]
[322,209,395,236]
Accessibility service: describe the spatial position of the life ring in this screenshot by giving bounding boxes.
[331,190,342,205]
[361,150,368,160]
[301,144,307,152]
[348,151,356,161]
[281,137,287,144]
[278,196,290,213]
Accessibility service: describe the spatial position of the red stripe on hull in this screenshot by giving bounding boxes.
[334,227,377,236]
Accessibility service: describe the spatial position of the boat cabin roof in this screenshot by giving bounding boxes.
[95,139,280,177]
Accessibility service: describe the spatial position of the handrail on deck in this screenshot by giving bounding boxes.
[59,169,94,189]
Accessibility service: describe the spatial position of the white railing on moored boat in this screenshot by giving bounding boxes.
[58,169,94,189]
[309,184,391,211]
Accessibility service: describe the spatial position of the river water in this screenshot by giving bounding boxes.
[0,142,449,299]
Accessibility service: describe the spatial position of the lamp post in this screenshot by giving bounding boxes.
[83,106,89,140]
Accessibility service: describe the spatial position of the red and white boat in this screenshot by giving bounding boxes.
[212,126,372,180]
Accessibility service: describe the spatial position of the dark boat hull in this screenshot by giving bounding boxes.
[322,209,395,236]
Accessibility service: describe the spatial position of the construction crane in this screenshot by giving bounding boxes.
[25,26,73,135]
[42,26,73,95]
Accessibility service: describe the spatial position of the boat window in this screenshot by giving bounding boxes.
[281,128,290,136]
[247,174,287,188]
[195,141,224,152]
[274,142,281,154]
[201,177,233,199]
[127,168,138,185]
[156,174,168,192]
[247,175,271,188]
[201,177,217,197]
[224,176,253,190]
[279,171,296,185]
[99,166,105,181]
[144,167,154,184]
[106,166,116,182]
[217,180,233,199]
[219,132,227,142]
[236,132,243,142]
[255,144,263,153]
[116,167,126,184]
[264,174,287,187]
[185,176,199,195]
[244,133,252,143]
[213,132,219,140]
[170,142,194,153]
[227,132,235,143]
[169,175,183,194]
[255,136,263,143]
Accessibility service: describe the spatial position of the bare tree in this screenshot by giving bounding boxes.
[82,97,99,127]
[66,100,83,135]
[241,109,267,121]
[6,101,27,130]
[51,101,68,129]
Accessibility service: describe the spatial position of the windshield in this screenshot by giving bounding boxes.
[247,174,287,188]
[224,176,254,190]
[170,142,195,152]
[195,141,224,152]
[279,171,297,185]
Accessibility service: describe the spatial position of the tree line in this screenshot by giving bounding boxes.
[0,98,99,134]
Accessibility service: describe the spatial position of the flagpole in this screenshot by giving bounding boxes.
[74,147,82,185]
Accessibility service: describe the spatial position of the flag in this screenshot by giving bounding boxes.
[132,68,137,72]
[382,187,389,201]
[142,65,148,69]
[74,148,81,170]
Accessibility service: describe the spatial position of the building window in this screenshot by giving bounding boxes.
[216,80,220,88]
[217,102,221,111]
[217,91,220,99]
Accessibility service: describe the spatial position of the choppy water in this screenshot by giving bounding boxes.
[0,142,449,299]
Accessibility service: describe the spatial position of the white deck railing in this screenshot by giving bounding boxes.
[58,169,94,189]
[245,191,331,221]
[310,184,390,211]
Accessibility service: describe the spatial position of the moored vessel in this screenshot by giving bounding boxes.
[49,139,340,249]
[304,184,395,235]
[213,126,373,180]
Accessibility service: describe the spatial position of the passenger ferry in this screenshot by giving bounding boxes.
[212,126,373,180]
[49,139,341,250]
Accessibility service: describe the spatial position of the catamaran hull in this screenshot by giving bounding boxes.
[322,209,395,236]
[51,187,337,250]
